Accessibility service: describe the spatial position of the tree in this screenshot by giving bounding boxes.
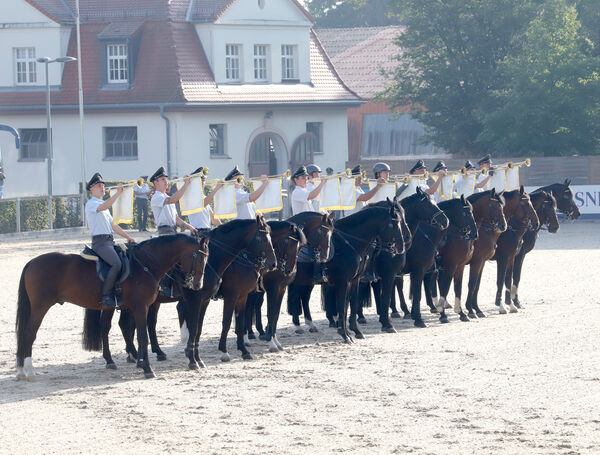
[479,0,600,156]
[305,0,399,28]
[381,0,541,155]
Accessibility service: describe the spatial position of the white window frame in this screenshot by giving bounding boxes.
[104,126,138,160]
[107,44,129,83]
[253,44,269,82]
[209,124,227,157]
[281,45,298,81]
[14,47,37,85]
[225,44,241,82]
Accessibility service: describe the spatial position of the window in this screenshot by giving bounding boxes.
[209,124,226,157]
[14,48,37,85]
[281,45,297,80]
[254,45,268,81]
[225,44,241,81]
[19,128,47,161]
[361,113,435,157]
[306,122,323,155]
[107,44,128,83]
[104,127,137,160]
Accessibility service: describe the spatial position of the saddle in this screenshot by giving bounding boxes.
[80,244,131,284]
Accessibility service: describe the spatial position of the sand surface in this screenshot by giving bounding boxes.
[0,222,599,455]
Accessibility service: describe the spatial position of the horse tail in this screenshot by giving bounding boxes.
[82,309,102,351]
[358,281,372,308]
[15,262,32,355]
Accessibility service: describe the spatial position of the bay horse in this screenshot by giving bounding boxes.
[215,221,297,361]
[394,189,450,327]
[423,196,478,323]
[491,188,539,314]
[245,212,331,352]
[510,180,579,307]
[15,234,208,379]
[464,186,536,317]
[303,202,405,343]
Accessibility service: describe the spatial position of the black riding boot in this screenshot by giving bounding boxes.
[101,264,121,310]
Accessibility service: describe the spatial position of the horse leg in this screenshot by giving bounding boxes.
[244,294,255,344]
[397,276,411,319]
[452,264,469,321]
[378,273,396,333]
[466,262,484,318]
[118,309,138,362]
[495,255,509,314]
[100,309,117,369]
[390,277,401,318]
[184,298,203,370]
[335,282,352,343]
[176,299,189,344]
[132,306,154,379]
[218,296,236,362]
[410,270,426,328]
[16,301,52,381]
[348,279,364,339]
[505,259,518,313]
[301,285,317,333]
[287,283,303,333]
[423,271,437,313]
[255,292,266,337]
[147,302,167,361]
[511,251,526,309]
[235,296,254,360]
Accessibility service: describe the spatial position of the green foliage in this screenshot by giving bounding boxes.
[305,0,399,27]
[0,200,16,234]
[0,196,83,234]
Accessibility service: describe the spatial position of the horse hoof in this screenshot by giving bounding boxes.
[244,341,251,347]
[499,309,507,315]
[248,332,256,340]
[354,332,365,340]
[126,353,137,363]
[16,372,26,381]
[429,307,439,314]
[295,327,304,334]
[439,316,449,324]
[258,334,268,341]
[220,352,231,362]
[26,374,37,382]
[269,345,279,353]
[495,301,501,307]
[403,313,412,320]
[106,363,118,370]
[328,320,336,328]
[144,371,156,379]
[459,314,470,322]
[198,359,206,369]
[357,317,367,325]
[414,319,427,328]
[188,361,199,370]
[382,326,397,334]
[476,312,486,318]
[156,353,167,361]
[309,326,319,333]
[509,306,518,314]
[513,301,522,309]
[391,312,402,319]
[242,353,254,361]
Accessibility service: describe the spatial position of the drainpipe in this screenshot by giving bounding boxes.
[159,104,172,176]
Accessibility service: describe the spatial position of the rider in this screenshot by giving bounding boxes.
[344,164,385,216]
[85,172,135,310]
[187,166,222,235]
[306,164,323,211]
[224,166,269,220]
[150,166,197,236]
[409,159,446,198]
[474,154,493,192]
[373,162,391,181]
[133,176,151,232]
[291,165,326,215]
[454,160,476,197]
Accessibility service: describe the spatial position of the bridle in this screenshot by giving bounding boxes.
[237,227,273,273]
[274,232,301,275]
[307,222,332,263]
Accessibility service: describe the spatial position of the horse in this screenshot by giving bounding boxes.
[15,234,208,379]
[245,212,332,352]
[285,213,335,333]
[510,180,579,307]
[305,202,405,343]
[394,189,450,327]
[216,221,299,361]
[464,186,536,317]
[422,196,479,323]
[183,215,276,369]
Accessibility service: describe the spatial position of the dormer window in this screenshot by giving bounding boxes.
[107,44,129,83]
[14,47,37,85]
[281,45,298,81]
[226,44,241,82]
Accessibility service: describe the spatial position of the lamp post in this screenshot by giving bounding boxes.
[37,56,76,229]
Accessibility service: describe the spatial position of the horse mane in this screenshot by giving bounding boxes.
[288,211,323,226]
[503,189,520,201]
[134,233,193,250]
[335,205,386,230]
[209,219,256,238]
[438,199,467,211]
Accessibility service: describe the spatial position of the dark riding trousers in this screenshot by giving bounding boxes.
[158,225,177,236]
[92,234,121,269]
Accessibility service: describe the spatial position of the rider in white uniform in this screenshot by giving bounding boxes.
[224,166,269,220]
[291,166,326,215]
[150,166,197,236]
[306,164,323,212]
[408,159,446,199]
[344,164,385,216]
[474,154,493,193]
[186,166,222,232]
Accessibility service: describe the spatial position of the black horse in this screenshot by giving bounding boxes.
[423,196,478,323]
[394,189,450,327]
[510,180,580,307]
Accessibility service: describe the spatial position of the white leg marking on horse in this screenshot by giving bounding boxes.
[274,335,284,351]
[509,302,519,313]
[15,364,25,380]
[454,297,462,314]
[443,298,452,309]
[180,321,189,344]
[24,357,36,380]
[268,340,279,353]
[511,285,518,299]
[220,351,231,362]
[499,302,508,315]
[435,297,445,312]
[243,334,250,346]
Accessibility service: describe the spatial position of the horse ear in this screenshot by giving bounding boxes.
[416,186,423,195]
[491,187,496,196]
[565,178,571,186]
[460,194,465,203]
[520,185,524,194]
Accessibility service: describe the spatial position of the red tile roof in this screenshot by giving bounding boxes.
[1,1,357,109]
[317,26,404,99]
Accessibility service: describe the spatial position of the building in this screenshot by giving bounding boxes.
[0,0,361,198]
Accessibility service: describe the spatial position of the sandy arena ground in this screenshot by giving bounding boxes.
[0,222,599,455]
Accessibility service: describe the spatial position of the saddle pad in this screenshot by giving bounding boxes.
[81,245,130,283]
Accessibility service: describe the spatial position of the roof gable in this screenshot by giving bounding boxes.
[216,0,313,25]
[11,0,70,24]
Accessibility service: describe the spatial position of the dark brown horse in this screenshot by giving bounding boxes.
[510,180,579,307]
[216,221,296,361]
[465,186,537,317]
[15,234,208,379]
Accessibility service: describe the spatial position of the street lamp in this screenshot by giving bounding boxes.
[37,56,76,229]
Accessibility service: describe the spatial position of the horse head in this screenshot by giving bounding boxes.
[514,187,540,230]
[535,191,560,233]
[249,215,277,271]
[439,198,478,240]
[400,189,449,232]
[557,179,580,220]
[180,235,210,291]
